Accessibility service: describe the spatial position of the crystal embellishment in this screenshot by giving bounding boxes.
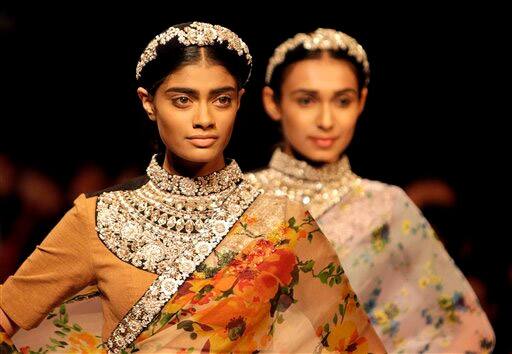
[247,149,360,218]
[136,22,252,82]
[97,154,259,353]
[265,28,370,85]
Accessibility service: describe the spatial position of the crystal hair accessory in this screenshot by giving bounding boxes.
[136,21,252,81]
[265,28,369,85]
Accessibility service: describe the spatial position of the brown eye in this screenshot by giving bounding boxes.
[214,95,232,107]
[337,97,352,107]
[297,96,314,106]
[172,96,191,108]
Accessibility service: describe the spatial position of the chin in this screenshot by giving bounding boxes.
[296,147,340,164]
[180,149,221,164]
[311,152,339,164]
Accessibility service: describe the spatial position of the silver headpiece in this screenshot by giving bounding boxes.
[136,22,252,82]
[265,28,369,85]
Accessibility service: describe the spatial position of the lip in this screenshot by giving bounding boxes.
[309,136,338,148]
[187,134,219,148]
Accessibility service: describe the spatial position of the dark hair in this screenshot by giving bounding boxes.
[268,46,367,102]
[137,23,251,154]
[137,23,251,96]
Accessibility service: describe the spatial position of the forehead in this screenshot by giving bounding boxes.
[160,63,236,89]
[282,55,358,91]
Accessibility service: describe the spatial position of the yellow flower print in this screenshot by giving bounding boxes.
[383,303,399,318]
[372,238,385,252]
[353,185,365,197]
[418,261,443,289]
[402,219,411,235]
[371,224,390,253]
[373,309,390,327]
[189,279,214,293]
[440,336,451,348]
[66,332,104,353]
[194,272,206,279]
[429,275,442,286]
[392,336,405,348]
[418,277,429,288]
[438,295,454,311]
[326,321,369,354]
[266,228,282,244]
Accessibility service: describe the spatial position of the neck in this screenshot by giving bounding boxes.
[162,151,226,178]
[282,143,339,168]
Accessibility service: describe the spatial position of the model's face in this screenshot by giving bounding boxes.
[263,52,367,163]
[138,62,243,165]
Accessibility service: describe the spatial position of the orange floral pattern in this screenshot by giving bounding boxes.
[3,197,384,353]
[1,304,103,354]
[131,200,384,353]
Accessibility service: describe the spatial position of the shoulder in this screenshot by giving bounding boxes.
[85,175,149,198]
[251,192,306,212]
[358,178,410,203]
[69,175,149,224]
[255,193,310,222]
[355,178,423,221]
[338,178,418,220]
[242,192,300,226]
[244,168,274,188]
[248,192,288,214]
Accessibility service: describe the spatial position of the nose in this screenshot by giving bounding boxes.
[316,102,334,131]
[192,101,215,129]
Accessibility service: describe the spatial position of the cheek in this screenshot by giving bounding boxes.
[281,118,310,150]
[335,107,360,132]
[214,108,237,136]
[155,112,189,146]
[333,111,359,150]
[280,105,314,140]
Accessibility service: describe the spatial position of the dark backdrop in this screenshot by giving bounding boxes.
[0,3,509,352]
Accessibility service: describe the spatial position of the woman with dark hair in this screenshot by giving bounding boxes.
[247,28,495,353]
[0,23,384,353]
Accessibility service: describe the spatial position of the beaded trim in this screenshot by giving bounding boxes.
[136,22,252,82]
[265,28,369,85]
[247,149,360,218]
[95,156,259,352]
[146,154,243,196]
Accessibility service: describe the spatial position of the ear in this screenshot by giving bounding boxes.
[357,87,368,115]
[236,88,245,110]
[137,87,156,121]
[262,86,282,121]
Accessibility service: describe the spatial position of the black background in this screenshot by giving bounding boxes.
[0,3,509,351]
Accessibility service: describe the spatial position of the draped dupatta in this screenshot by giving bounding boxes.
[6,155,385,353]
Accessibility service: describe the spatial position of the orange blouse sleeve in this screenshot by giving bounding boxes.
[0,194,97,330]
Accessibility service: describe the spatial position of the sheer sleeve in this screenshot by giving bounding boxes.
[285,199,386,353]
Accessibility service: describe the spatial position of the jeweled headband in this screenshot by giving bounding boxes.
[265,28,370,85]
[136,21,252,83]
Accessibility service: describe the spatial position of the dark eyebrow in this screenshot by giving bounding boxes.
[290,89,319,96]
[163,86,236,99]
[209,86,237,98]
[290,88,358,96]
[164,87,199,98]
[333,88,358,96]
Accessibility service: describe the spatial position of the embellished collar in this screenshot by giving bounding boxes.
[248,149,360,218]
[96,155,259,352]
[269,148,351,181]
[147,154,243,196]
